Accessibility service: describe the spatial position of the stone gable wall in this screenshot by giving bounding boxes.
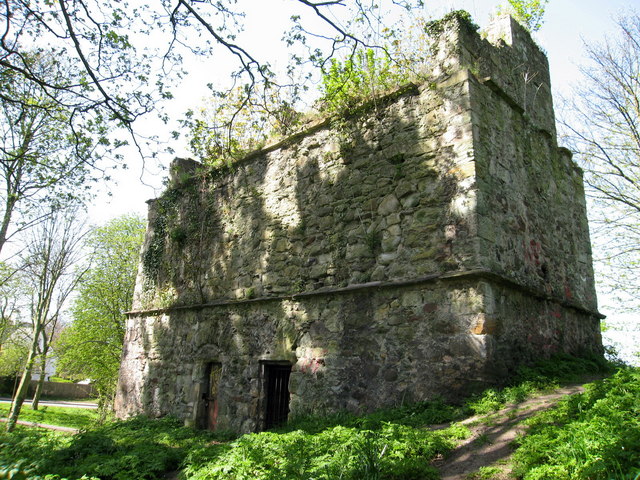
[115,14,602,433]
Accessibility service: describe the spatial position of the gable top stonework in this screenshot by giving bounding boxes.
[116,13,602,433]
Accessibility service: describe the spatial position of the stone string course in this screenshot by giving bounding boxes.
[115,13,603,433]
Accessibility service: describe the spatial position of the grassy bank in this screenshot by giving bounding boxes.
[0,404,99,430]
[512,367,640,479]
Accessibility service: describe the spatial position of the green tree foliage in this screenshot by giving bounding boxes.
[0,262,28,379]
[561,13,640,311]
[0,336,29,377]
[0,0,423,154]
[0,52,106,257]
[0,263,23,344]
[56,214,146,411]
[497,0,549,32]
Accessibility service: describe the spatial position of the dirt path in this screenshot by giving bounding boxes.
[433,381,595,480]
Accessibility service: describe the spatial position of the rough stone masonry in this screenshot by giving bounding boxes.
[115,13,603,433]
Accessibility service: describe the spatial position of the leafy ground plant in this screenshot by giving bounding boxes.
[0,354,622,480]
[512,367,640,480]
[0,427,72,480]
[182,422,467,480]
[0,416,233,480]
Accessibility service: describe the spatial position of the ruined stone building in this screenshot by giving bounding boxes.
[115,13,603,433]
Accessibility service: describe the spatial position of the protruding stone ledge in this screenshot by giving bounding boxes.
[126,268,604,320]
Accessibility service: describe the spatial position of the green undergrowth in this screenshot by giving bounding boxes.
[512,366,640,480]
[0,416,233,480]
[283,397,462,434]
[464,353,612,416]
[0,404,99,430]
[182,419,469,480]
[0,354,621,480]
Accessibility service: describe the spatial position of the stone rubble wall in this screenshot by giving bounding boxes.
[464,17,597,311]
[115,13,603,433]
[133,81,476,310]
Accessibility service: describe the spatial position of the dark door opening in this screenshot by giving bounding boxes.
[263,363,291,429]
[202,362,222,430]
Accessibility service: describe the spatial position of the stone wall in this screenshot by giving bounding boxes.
[0,378,95,399]
[28,380,96,399]
[115,13,603,433]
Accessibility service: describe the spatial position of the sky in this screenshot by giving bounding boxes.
[91,0,638,220]
[86,0,639,362]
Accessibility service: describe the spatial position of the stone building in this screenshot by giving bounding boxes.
[115,13,603,433]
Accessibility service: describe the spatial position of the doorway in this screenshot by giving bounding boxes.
[263,362,292,429]
[202,362,222,430]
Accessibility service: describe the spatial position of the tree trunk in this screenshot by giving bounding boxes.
[6,347,36,432]
[0,195,17,258]
[31,354,47,410]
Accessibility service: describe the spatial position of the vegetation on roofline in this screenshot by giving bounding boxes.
[183,10,479,172]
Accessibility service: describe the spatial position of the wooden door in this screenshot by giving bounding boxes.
[204,363,222,430]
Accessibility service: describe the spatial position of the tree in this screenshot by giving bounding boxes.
[561,13,640,311]
[0,0,423,154]
[497,0,549,32]
[0,263,28,378]
[5,207,88,432]
[56,214,145,413]
[0,52,105,258]
[0,336,29,377]
[0,263,23,342]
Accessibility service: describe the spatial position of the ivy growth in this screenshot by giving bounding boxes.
[141,188,182,287]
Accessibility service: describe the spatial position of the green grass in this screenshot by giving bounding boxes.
[464,353,611,416]
[49,377,74,383]
[0,404,99,430]
[467,466,505,479]
[512,367,640,480]
[0,354,627,480]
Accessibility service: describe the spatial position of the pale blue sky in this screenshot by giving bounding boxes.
[93,0,639,221]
